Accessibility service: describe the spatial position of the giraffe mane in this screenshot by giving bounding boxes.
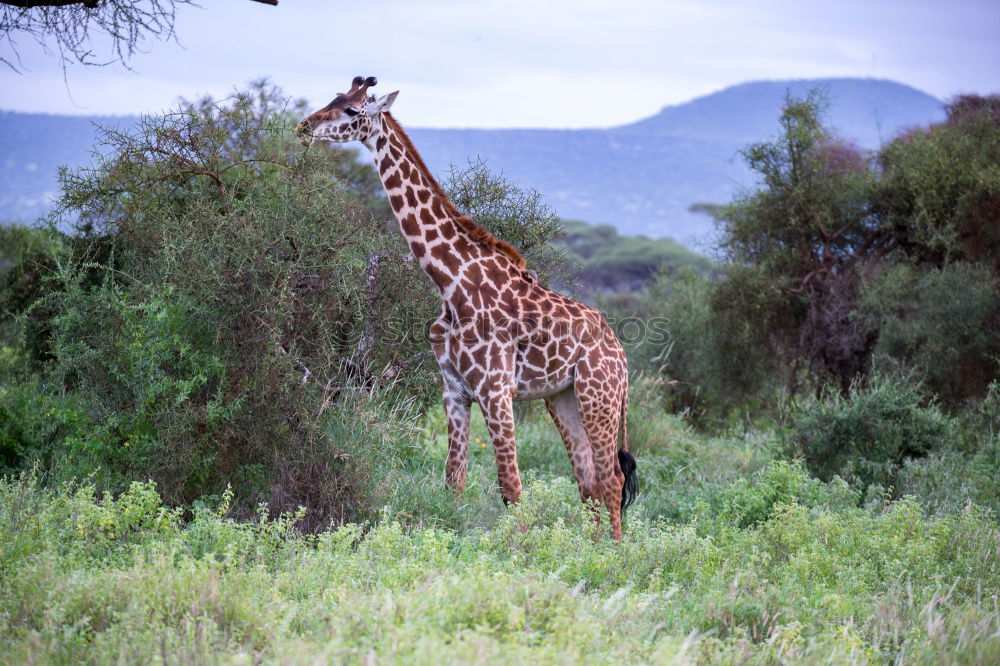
[381,112,527,270]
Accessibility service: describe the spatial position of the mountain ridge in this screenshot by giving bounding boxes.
[0,77,946,242]
[617,77,942,143]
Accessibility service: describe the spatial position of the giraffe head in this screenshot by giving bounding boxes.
[295,75,398,145]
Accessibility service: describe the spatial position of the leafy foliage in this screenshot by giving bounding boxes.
[444,159,573,288]
[0,80,577,526]
[878,94,1000,266]
[862,261,1000,403]
[41,277,229,494]
[0,224,70,361]
[2,455,998,663]
[618,90,1000,425]
[611,267,784,426]
[787,372,955,494]
[714,460,857,528]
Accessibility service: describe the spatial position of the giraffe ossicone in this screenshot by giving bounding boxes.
[297,76,639,540]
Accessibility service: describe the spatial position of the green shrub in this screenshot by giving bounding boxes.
[4,83,408,516]
[622,267,785,426]
[0,372,90,476]
[964,380,1000,448]
[862,261,1000,405]
[879,95,1000,266]
[714,460,858,528]
[37,276,229,491]
[897,439,1000,515]
[0,224,71,362]
[2,462,999,664]
[625,92,1000,422]
[788,372,955,493]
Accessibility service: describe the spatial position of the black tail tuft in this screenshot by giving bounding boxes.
[618,449,638,511]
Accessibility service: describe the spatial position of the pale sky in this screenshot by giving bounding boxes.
[1,0,998,128]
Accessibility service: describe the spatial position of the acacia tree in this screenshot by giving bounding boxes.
[2,79,573,523]
[862,94,1000,402]
[1,0,275,73]
[634,91,1000,423]
[696,91,999,406]
[717,91,885,393]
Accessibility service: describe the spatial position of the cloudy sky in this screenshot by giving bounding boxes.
[2,0,998,128]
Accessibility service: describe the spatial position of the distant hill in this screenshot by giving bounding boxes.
[555,220,713,292]
[0,78,944,243]
[617,78,943,146]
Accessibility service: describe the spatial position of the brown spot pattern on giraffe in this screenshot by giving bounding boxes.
[297,82,634,540]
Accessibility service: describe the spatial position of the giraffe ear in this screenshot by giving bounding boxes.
[368,91,398,115]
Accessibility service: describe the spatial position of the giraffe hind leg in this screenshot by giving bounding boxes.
[545,389,602,525]
[575,390,625,541]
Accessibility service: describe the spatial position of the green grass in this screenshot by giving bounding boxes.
[2,401,998,664]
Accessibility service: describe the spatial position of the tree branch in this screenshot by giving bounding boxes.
[1,0,276,6]
[1,0,278,74]
[354,250,393,367]
[1,1,99,7]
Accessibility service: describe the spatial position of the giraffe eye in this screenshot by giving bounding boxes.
[343,107,359,117]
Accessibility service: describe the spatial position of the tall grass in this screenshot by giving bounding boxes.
[2,399,998,664]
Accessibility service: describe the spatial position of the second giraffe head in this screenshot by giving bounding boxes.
[295,75,398,145]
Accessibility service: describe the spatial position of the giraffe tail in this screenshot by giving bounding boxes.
[618,388,639,511]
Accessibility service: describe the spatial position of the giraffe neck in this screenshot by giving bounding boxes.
[363,115,465,292]
[364,113,522,295]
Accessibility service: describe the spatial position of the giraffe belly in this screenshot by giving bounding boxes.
[514,371,574,401]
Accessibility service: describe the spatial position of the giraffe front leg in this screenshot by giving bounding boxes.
[480,389,522,505]
[443,390,471,494]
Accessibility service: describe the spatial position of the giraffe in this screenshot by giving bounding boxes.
[296,76,638,540]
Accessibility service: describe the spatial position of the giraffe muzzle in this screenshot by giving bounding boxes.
[294,121,313,146]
